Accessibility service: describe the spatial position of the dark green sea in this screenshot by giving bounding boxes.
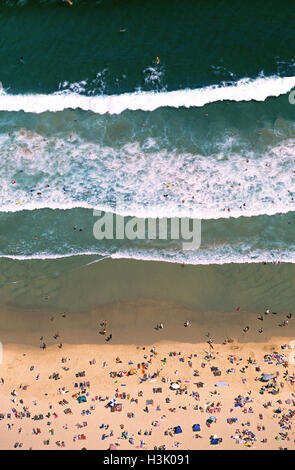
[1,0,295,313]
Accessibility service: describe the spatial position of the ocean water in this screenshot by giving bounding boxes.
[1,0,295,311]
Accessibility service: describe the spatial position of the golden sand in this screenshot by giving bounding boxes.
[0,300,294,450]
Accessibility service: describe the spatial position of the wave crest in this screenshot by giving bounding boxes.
[0,75,294,114]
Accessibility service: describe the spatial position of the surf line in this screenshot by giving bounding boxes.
[0,75,295,114]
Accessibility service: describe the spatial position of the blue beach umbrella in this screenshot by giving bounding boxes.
[174,426,182,434]
[210,438,219,446]
[108,399,117,407]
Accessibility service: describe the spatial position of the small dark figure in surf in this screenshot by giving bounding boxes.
[106,334,112,342]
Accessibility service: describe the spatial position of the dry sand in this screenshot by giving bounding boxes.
[0,299,294,450]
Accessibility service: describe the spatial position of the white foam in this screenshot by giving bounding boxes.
[0,200,294,220]
[0,248,293,265]
[1,129,295,220]
[0,75,294,114]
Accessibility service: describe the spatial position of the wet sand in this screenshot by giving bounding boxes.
[1,257,295,315]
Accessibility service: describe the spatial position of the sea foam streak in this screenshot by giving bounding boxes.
[0,249,293,265]
[0,76,295,114]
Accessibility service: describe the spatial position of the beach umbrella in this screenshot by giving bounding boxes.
[174,426,182,434]
[109,444,117,450]
[118,371,126,377]
[192,424,201,432]
[128,369,137,375]
[210,434,219,445]
[108,399,117,407]
[210,438,219,445]
[170,383,180,390]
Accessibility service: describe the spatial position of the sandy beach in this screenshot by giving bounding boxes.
[1,0,295,457]
[0,299,294,450]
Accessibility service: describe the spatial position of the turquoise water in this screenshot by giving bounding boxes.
[0,0,295,311]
